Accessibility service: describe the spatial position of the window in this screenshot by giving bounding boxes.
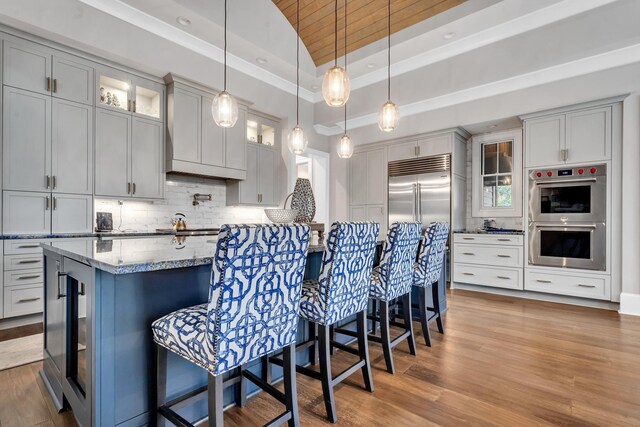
[472,129,523,218]
[482,141,513,208]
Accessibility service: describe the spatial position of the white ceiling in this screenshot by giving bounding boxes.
[0,0,638,145]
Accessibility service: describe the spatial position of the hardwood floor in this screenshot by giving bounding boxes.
[0,322,42,342]
[2,289,640,427]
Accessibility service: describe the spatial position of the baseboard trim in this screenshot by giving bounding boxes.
[619,293,640,316]
[451,282,620,311]
[0,313,42,330]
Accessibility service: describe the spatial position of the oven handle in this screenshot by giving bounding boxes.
[534,178,597,185]
[532,223,598,229]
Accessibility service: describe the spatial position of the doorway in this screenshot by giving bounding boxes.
[290,148,330,232]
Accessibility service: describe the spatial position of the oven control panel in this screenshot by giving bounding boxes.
[530,164,606,181]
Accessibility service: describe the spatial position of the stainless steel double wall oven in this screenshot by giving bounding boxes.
[528,164,607,271]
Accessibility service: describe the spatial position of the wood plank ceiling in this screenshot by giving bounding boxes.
[273,0,467,66]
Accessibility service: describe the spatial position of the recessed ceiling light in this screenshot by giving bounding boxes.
[443,32,456,40]
[489,124,498,128]
[366,63,375,69]
[256,57,268,65]
[176,16,191,26]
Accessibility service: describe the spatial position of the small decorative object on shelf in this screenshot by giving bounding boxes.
[265,192,298,223]
[101,88,121,108]
[100,87,106,104]
[291,178,316,223]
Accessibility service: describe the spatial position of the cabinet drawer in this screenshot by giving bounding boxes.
[4,284,43,317]
[525,270,609,300]
[454,244,523,268]
[4,254,44,271]
[453,234,523,246]
[4,268,44,287]
[4,239,48,255]
[453,264,523,290]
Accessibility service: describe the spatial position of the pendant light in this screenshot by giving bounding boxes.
[322,0,350,107]
[378,0,399,132]
[337,0,353,159]
[212,0,238,128]
[288,0,308,154]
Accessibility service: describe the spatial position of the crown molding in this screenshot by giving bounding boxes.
[313,124,342,136]
[77,0,316,102]
[319,43,640,135]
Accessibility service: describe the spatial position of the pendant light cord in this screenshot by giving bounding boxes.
[344,0,347,130]
[334,0,338,67]
[387,0,391,100]
[224,0,227,91]
[296,0,300,125]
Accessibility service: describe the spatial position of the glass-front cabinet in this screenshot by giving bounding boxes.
[471,128,523,218]
[97,66,163,121]
[247,113,277,146]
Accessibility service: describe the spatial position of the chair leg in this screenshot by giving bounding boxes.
[379,299,395,374]
[318,324,337,423]
[432,280,444,334]
[154,343,167,427]
[370,298,378,333]
[402,292,417,356]
[309,322,319,365]
[356,310,374,392]
[207,374,224,427]
[419,287,432,347]
[330,325,336,355]
[236,365,247,408]
[283,343,300,427]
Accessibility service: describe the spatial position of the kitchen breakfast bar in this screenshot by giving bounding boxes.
[39,234,447,427]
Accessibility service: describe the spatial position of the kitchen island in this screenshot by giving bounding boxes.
[40,234,445,426]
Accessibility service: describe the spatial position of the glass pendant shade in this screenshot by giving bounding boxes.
[378,100,399,132]
[211,90,238,128]
[288,125,308,155]
[337,134,354,159]
[322,65,350,107]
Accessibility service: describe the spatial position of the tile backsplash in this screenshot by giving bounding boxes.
[95,175,266,232]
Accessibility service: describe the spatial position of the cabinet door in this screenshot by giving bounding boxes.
[417,134,451,157]
[52,194,92,233]
[3,87,51,192]
[51,99,93,195]
[96,66,131,114]
[132,76,164,121]
[3,191,51,234]
[350,205,366,222]
[95,109,131,197]
[239,144,259,204]
[52,55,94,105]
[3,39,51,95]
[201,95,225,167]
[225,108,248,170]
[349,152,367,205]
[257,147,277,206]
[131,117,164,199]
[43,252,65,405]
[170,87,201,163]
[367,149,386,205]
[565,106,611,164]
[525,115,564,167]
[387,141,416,162]
[366,205,386,232]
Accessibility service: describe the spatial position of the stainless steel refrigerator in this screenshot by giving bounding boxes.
[388,154,451,228]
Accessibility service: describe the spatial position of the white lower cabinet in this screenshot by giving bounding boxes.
[452,233,524,290]
[525,269,610,300]
[51,194,93,233]
[2,239,46,318]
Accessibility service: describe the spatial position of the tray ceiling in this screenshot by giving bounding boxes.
[274,0,467,66]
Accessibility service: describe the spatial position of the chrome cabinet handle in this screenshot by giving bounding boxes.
[127,182,131,194]
[18,297,41,303]
[133,100,136,113]
[536,279,551,284]
[45,196,50,210]
[462,237,475,240]
[52,175,57,189]
[497,238,511,242]
[497,276,510,280]
[497,254,512,258]
[46,77,51,91]
[53,78,58,93]
[18,275,41,280]
[57,272,67,299]
[53,196,57,210]
[578,284,596,288]
[463,272,475,276]
[18,244,40,249]
[18,260,40,264]
[132,182,136,195]
[46,175,51,189]
[462,252,475,256]
[127,100,132,111]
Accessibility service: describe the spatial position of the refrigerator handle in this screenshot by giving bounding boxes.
[412,183,419,221]
[417,183,422,223]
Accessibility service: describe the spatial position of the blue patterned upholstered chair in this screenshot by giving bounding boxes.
[152,223,310,427]
[368,222,422,374]
[413,222,450,346]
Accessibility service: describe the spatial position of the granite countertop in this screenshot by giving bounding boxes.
[452,229,525,235]
[1,230,177,240]
[42,235,328,275]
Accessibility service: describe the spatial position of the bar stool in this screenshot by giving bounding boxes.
[368,222,422,374]
[288,222,379,423]
[413,222,449,346]
[151,223,310,427]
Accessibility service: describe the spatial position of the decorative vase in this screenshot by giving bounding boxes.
[291,178,316,223]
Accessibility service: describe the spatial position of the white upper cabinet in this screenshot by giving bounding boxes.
[97,66,164,121]
[3,87,51,192]
[348,152,367,205]
[387,134,452,162]
[201,94,224,167]
[51,99,93,195]
[131,117,164,199]
[257,146,276,206]
[52,54,94,105]
[94,109,131,198]
[3,39,51,95]
[227,142,279,206]
[170,87,201,163]
[524,104,613,167]
[387,141,417,162]
[225,108,248,171]
[3,191,51,234]
[366,149,386,205]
